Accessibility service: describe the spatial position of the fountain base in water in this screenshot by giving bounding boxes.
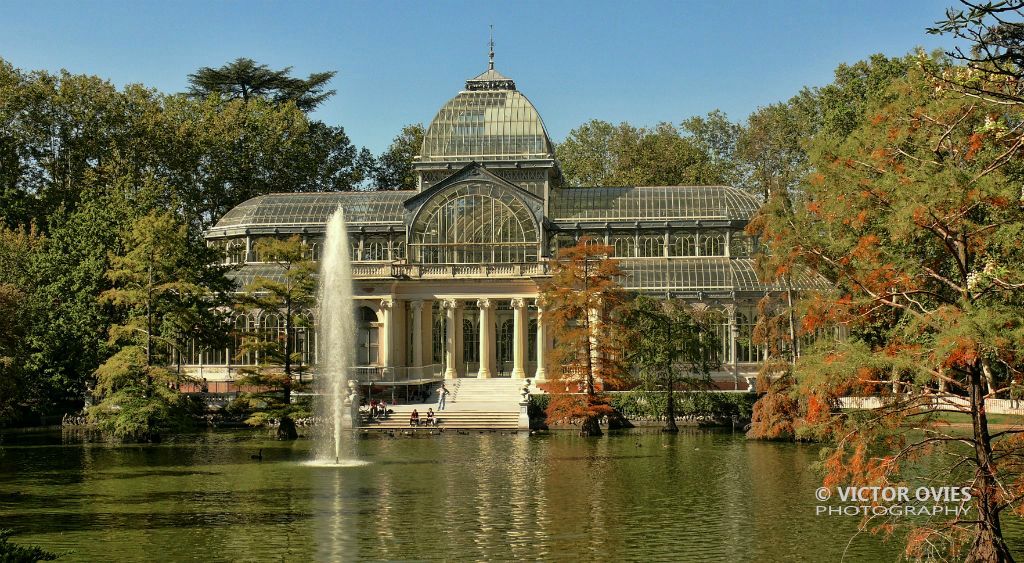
[299,460,372,470]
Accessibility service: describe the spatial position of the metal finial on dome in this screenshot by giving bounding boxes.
[465,28,516,91]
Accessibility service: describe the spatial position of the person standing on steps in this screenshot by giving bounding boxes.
[437,384,449,411]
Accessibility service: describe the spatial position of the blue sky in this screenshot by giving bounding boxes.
[2,0,958,154]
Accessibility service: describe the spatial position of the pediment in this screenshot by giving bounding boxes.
[403,162,543,210]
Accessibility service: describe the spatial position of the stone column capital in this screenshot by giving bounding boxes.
[511,298,527,309]
[441,298,461,310]
[410,299,424,311]
[476,298,493,310]
[379,299,393,310]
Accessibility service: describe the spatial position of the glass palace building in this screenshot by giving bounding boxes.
[192,63,817,389]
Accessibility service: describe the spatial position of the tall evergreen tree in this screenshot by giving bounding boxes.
[91,209,232,441]
[187,57,336,112]
[234,235,317,439]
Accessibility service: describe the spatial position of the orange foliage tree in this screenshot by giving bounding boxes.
[752,55,1024,560]
[540,238,629,436]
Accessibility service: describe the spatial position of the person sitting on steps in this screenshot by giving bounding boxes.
[425,408,437,426]
[409,409,420,427]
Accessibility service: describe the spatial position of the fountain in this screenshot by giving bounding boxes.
[312,206,363,466]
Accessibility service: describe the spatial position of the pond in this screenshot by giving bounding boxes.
[0,429,1020,561]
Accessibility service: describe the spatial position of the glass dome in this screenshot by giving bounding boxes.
[419,69,554,162]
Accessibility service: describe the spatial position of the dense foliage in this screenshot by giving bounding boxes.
[620,295,721,432]
[0,56,377,428]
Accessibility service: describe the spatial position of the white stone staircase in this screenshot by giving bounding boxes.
[361,378,526,430]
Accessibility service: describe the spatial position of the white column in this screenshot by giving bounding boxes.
[419,299,434,373]
[379,299,393,369]
[411,300,424,369]
[443,299,458,379]
[477,298,494,378]
[534,302,547,381]
[455,305,465,377]
[511,298,527,379]
[727,304,739,390]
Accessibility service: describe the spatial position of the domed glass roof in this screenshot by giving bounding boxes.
[419,68,554,162]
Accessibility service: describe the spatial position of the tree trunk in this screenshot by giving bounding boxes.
[283,295,293,405]
[982,359,996,398]
[786,284,798,364]
[277,415,298,440]
[664,367,679,433]
[580,413,602,437]
[966,360,1014,563]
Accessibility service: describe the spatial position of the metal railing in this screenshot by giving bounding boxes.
[349,364,445,384]
[840,395,1024,416]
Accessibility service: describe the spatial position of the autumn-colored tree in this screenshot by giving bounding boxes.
[234,235,317,439]
[620,295,721,432]
[540,239,629,436]
[754,56,1024,560]
[745,294,797,440]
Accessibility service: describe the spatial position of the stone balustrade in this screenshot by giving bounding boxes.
[349,262,550,280]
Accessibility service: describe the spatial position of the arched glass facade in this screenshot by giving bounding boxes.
[411,183,539,264]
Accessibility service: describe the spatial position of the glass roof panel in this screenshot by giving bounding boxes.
[549,186,761,222]
[617,258,831,292]
[214,192,410,229]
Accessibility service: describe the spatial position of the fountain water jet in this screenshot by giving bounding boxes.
[314,206,359,465]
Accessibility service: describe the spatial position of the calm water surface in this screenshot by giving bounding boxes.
[1,429,1021,562]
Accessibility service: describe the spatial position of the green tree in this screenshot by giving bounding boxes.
[234,235,316,439]
[555,120,618,186]
[0,225,45,424]
[0,528,58,562]
[754,58,1024,560]
[681,110,744,186]
[540,238,629,436]
[187,57,336,112]
[158,95,369,227]
[736,91,818,200]
[0,59,163,229]
[91,209,231,441]
[373,123,424,190]
[621,295,721,432]
[556,118,740,188]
